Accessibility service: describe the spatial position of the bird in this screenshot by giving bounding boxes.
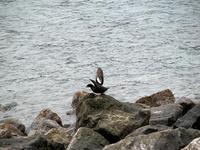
[86,68,108,94]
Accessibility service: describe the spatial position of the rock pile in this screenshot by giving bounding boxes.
[0,109,72,150]
[0,89,200,150]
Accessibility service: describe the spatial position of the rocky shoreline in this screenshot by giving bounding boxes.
[1,89,200,150]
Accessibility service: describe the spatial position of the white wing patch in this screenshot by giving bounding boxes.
[97,77,101,84]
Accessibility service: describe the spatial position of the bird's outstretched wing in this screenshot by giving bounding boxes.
[90,79,99,87]
[96,67,104,85]
[89,79,108,93]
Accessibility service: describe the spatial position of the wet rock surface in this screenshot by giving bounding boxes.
[150,103,183,126]
[67,127,109,150]
[75,94,150,142]
[135,89,175,107]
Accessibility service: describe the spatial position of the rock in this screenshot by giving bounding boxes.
[0,118,26,138]
[0,129,12,139]
[63,123,75,136]
[126,124,171,137]
[63,124,71,128]
[135,89,175,107]
[0,123,26,138]
[0,104,7,112]
[28,109,62,135]
[182,137,200,150]
[150,103,183,126]
[36,108,62,126]
[66,110,74,115]
[0,102,18,112]
[0,118,26,135]
[174,104,200,129]
[72,90,91,110]
[75,94,150,142]
[94,109,150,142]
[67,127,109,150]
[45,127,72,148]
[176,97,196,114]
[103,128,200,150]
[4,102,18,110]
[0,135,65,150]
[28,119,61,136]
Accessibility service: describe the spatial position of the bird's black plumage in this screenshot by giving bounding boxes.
[86,83,108,94]
[86,68,108,94]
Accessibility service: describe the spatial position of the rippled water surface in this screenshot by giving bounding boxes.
[0,0,200,126]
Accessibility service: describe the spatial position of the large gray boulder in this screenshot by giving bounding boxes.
[103,128,200,150]
[135,89,175,107]
[74,93,150,142]
[0,135,65,150]
[150,103,183,126]
[174,104,200,129]
[67,127,109,150]
[28,109,63,135]
[182,137,200,150]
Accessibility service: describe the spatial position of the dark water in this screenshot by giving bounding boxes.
[0,0,200,126]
